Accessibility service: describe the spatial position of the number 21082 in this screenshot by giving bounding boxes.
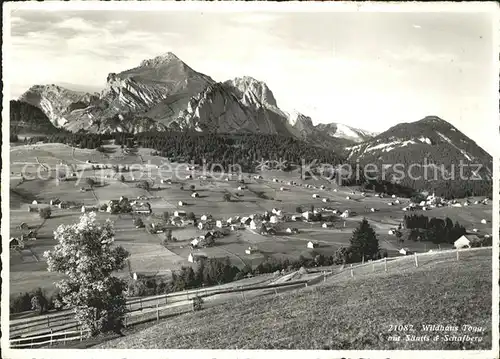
[388,325,414,332]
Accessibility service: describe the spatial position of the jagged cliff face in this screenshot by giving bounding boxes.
[176,78,291,134]
[19,84,94,127]
[16,52,374,142]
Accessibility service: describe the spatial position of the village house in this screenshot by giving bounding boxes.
[240,217,252,226]
[190,238,200,248]
[302,211,313,221]
[269,215,279,224]
[10,237,23,249]
[371,208,376,212]
[322,198,329,203]
[312,194,320,198]
[200,214,212,221]
[81,206,97,213]
[245,246,258,255]
[133,202,152,215]
[249,220,258,230]
[18,222,29,230]
[22,231,37,241]
[171,217,183,227]
[174,210,186,217]
[340,210,350,218]
[454,235,481,249]
[198,222,210,230]
[307,241,319,249]
[188,253,207,263]
[216,220,224,228]
[280,187,286,191]
[399,248,413,256]
[481,219,487,224]
[322,222,333,228]
[178,201,184,207]
[191,192,200,198]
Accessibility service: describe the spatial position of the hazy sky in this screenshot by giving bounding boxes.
[7,7,497,154]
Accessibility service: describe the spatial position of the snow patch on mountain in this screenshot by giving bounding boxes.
[436,131,474,161]
[418,136,432,145]
[365,139,416,153]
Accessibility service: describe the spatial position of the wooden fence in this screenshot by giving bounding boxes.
[9,246,491,347]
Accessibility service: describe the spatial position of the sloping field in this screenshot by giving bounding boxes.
[96,249,492,350]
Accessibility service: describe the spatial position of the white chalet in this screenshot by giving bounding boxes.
[249,220,258,230]
[174,210,186,217]
[307,241,319,249]
[399,248,412,255]
[301,211,313,221]
[454,235,472,249]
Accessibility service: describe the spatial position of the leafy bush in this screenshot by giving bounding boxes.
[133,218,144,228]
[39,207,52,219]
[10,288,51,314]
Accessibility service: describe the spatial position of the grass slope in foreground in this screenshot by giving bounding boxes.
[96,249,492,350]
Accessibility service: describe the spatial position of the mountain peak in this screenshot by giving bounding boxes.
[140,52,183,68]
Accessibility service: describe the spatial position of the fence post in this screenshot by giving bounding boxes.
[362,255,365,264]
[414,252,418,267]
[456,249,459,261]
[156,303,160,322]
[372,261,375,272]
[139,297,142,310]
[350,264,354,278]
[50,329,53,346]
[384,257,387,272]
[80,327,83,340]
[47,315,50,327]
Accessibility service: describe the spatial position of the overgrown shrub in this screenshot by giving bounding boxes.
[39,207,52,219]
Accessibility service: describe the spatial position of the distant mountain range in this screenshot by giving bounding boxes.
[10,52,493,197]
[14,52,377,146]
